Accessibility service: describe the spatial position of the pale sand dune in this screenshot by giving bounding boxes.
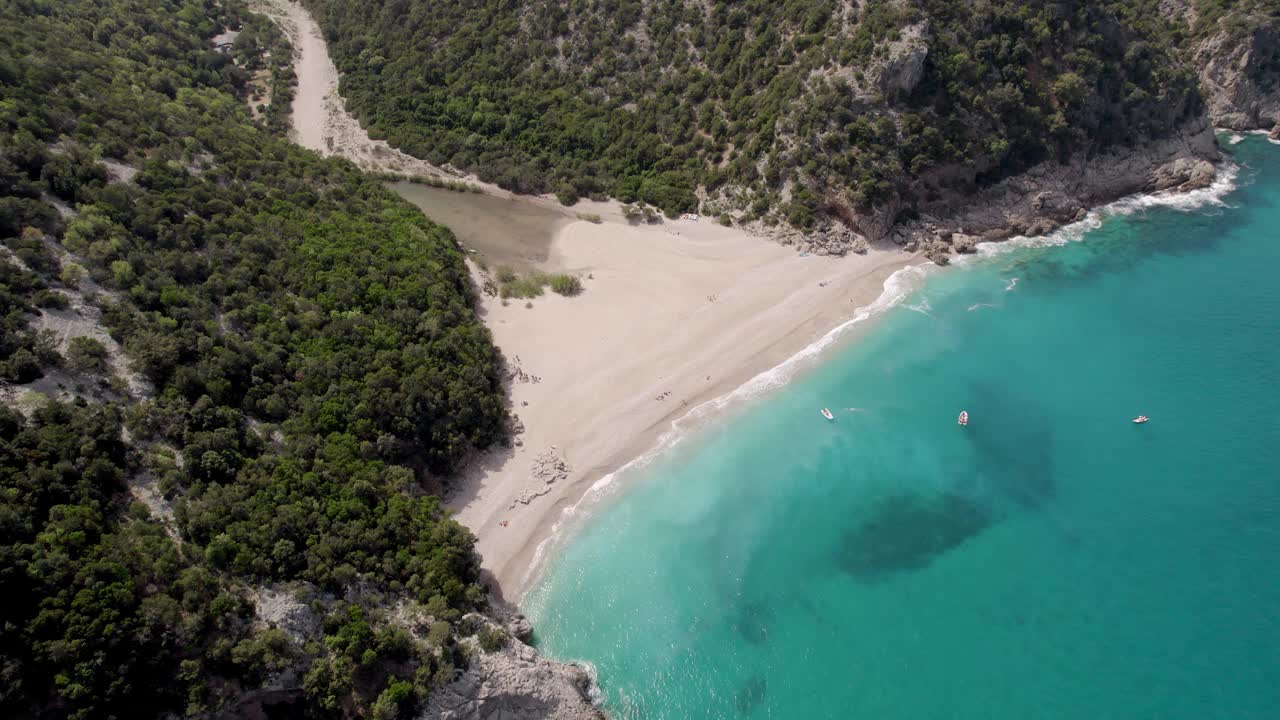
[256,0,919,600]
[454,219,917,599]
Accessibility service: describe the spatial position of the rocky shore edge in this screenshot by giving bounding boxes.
[228,584,603,720]
[769,8,1279,260]
[421,606,604,720]
[773,116,1223,260]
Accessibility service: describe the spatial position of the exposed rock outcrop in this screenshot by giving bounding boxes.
[509,447,571,508]
[874,22,929,98]
[1194,18,1280,130]
[421,613,603,720]
[881,116,1221,261]
[506,613,534,643]
[252,584,322,644]
[763,216,871,256]
[1147,157,1218,192]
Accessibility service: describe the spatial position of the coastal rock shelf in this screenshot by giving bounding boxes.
[423,614,603,720]
[896,127,1223,265]
[509,448,572,509]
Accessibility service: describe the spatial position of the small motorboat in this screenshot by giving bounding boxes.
[1132,415,1149,424]
[821,408,835,421]
[958,410,969,426]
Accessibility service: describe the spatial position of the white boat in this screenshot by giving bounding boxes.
[958,411,969,426]
[821,408,834,421]
[1132,415,1149,424]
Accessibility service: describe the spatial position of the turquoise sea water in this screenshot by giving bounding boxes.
[523,136,1280,719]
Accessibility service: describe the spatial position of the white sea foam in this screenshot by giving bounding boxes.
[575,660,604,706]
[906,295,934,316]
[1239,129,1279,144]
[1220,128,1274,145]
[520,262,933,597]
[960,160,1240,262]
[1005,277,1019,292]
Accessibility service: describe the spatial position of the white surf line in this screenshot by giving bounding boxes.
[518,262,933,599]
[963,159,1241,262]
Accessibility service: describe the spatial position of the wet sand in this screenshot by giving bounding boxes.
[390,182,569,270]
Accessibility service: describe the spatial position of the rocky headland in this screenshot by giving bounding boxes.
[421,609,603,720]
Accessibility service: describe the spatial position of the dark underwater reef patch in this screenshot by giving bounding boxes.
[835,491,993,580]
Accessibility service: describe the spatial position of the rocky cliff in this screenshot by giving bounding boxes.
[751,25,1227,259]
[1155,0,1280,130]
[1194,17,1280,130]
[420,612,603,720]
[889,115,1221,262]
[227,585,602,720]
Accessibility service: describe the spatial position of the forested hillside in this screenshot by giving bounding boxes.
[302,0,1249,237]
[1,0,509,717]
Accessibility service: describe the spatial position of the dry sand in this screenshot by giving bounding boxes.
[257,0,922,600]
[454,222,917,599]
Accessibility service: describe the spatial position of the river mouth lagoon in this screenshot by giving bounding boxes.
[390,181,568,271]
[523,135,1280,719]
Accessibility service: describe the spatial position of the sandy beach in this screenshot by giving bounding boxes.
[257,0,921,600]
[456,222,916,599]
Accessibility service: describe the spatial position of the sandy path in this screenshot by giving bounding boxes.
[253,0,454,177]
[257,0,922,600]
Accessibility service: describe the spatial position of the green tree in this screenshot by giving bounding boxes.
[66,336,109,374]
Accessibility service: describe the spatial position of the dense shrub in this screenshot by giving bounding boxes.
[549,274,583,296]
[0,0,508,716]
[303,0,1211,227]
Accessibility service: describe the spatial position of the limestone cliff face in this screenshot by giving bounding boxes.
[1194,19,1280,130]
[420,612,603,720]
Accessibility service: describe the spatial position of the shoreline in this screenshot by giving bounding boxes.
[513,260,933,598]
[450,218,920,601]
[502,145,1244,602]
[248,0,913,603]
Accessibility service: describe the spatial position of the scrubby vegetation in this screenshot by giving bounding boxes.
[302,0,1219,232]
[488,266,585,299]
[1185,0,1280,41]
[549,274,584,296]
[1,0,508,716]
[373,171,483,193]
[0,401,279,718]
